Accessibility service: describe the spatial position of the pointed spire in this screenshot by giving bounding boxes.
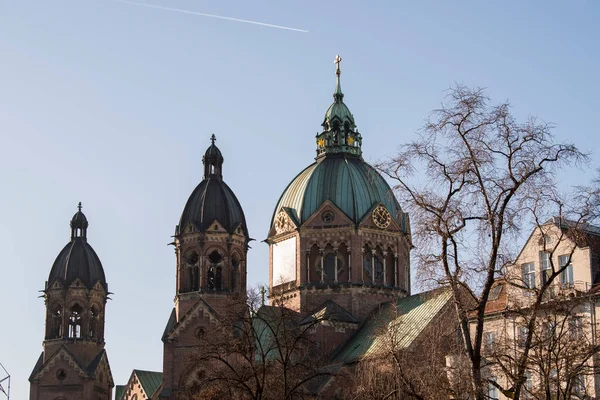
[334,55,344,102]
[210,134,216,145]
[316,55,361,159]
[77,201,82,212]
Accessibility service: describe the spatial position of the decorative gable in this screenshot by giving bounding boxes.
[207,219,227,233]
[270,209,298,237]
[167,299,219,341]
[359,203,401,232]
[302,201,353,229]
[33,346,89,383]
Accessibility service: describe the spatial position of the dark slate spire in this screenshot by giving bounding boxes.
[316,55,362,159]
[203,134,224,179]
[70,202,88,240]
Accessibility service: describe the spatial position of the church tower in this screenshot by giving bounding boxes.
[29,203,114,400]
[267,56,412,322]
[159,136,250,399]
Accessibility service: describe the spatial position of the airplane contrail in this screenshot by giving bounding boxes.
[116,0,309,33]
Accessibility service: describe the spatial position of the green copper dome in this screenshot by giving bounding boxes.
[271,155,404,228]
[270,56,406,232]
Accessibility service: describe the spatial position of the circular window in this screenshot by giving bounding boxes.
[56,369,67,380]
[321,211,334,224]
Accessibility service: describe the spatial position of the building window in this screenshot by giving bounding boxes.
[215,266,222,290]
[488,377,499,400]
[559,255,574,285]
[89,306,99,339]
[569,317,583,340]
[522,263,536,289]
[523,372,533,396]
[68,304,83,339]
[573,374,586,396]
[518,326,529,348]
[543,321,557,342]
[484,331,496,352]
[540,252,551,285]
[52,307,63,338]
[231,257,239,291]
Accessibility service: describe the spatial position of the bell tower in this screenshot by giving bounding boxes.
[159,136,250,399]
[29,203,114,400]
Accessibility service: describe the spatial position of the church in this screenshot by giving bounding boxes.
[28,58,457,399]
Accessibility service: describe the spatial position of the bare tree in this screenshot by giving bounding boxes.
[182,288,334,400]
[377,85,590,398]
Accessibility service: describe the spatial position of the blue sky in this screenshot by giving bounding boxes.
[1,0,599,397]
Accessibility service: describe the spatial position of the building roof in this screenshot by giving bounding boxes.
[134,370,163,398]
[177,137,247,236]
[177,177,248,235]
[47,237,107,290]
[115,385,125,400]
[332,287,453,364]
[271,155,405,229]
[299,300,359,325]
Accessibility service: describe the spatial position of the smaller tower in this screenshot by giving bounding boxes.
[160,136,250,399]
[29,203,114,400]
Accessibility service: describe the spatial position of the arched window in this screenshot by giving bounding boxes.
[207,251,222,290]
[231,256,240,291]
[186,251,200,292]
[89,306,99,339]
[320,253,344,283]
[216,266,222,291]
[207,266,215,290]
[363,247,384,284]
[52,306,63,338]
[68,304,83,339]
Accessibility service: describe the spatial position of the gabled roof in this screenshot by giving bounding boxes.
[161,308,177,342]
[163,298,218,341]
[299,300,358,325]
[134,370,163,398]
[29,345,90,382]
[332,287,453,364]
[29,352,43,381]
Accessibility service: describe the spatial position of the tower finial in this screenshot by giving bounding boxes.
[78,202,82,212]
[334,55,343,102]
[335,54,342,75]
[210,134,216,145]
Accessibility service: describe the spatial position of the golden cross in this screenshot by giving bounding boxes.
[335,54,342,75]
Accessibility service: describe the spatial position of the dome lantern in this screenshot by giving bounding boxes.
[316,55,362,159]
[70,202,88,240]
[203,134,224,179]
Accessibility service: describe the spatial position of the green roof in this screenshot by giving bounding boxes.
[115,385,125,400]
[134,370,163,398]
[332,288,453,364]
[271,156,406,229]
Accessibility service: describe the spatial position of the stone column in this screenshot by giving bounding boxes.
[383,251,387,286]
[371,249,376,284]
[320,249,325,283]
[394,253,398,288]
[334,248,339,283]
[348,248,352,283]
[306,249,311,283]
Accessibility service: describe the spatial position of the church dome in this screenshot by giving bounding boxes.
[177,179,247,235]
[47,204,107,290]
[272,155,402,227]
[177,135,248,236]
[271,56,403,230]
